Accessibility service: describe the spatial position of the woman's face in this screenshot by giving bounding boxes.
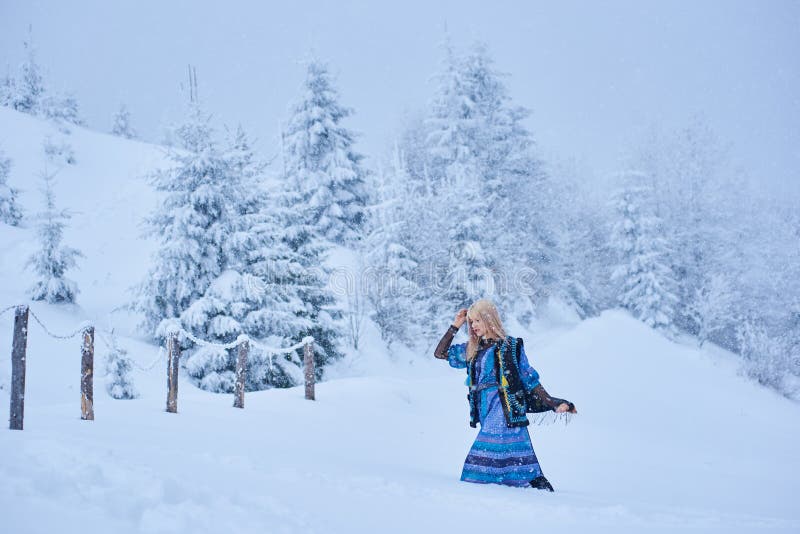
[469,313,491,338]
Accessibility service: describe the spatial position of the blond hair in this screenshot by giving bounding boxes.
[466,298,507,362]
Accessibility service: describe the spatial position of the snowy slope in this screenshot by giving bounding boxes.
[0,110,799,533]
[0,107,169,336]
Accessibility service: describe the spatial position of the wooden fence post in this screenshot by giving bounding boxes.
[304,337,315,401]
[80,325,95,421]
[234,337,248,409]
[9,305,29,430]
[166,332,180,413]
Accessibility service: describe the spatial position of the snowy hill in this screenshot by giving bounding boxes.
[0,106,168,330]
[1,110,799,533]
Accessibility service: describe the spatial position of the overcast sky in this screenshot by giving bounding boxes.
[1,0,798,197]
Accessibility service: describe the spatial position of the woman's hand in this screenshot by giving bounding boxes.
[453,308,468,328]
[556,402,577,414]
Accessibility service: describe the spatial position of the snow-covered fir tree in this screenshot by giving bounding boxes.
[422,39,497,311]
[610,171,678,334]
[688,272,740,347]
[363,145,423,348]
[1,29,84,128]
[282,58,368,246]
[8,29,45,114]
[737,318,800,399]
[103,330,138,399]
[460,43,556,313]
[181,126,315,391]
[0,147,23,226]
[273,180,344,377]
[0,70,16,108]
[41,92,84,128]
[131,99,234,340]
[405,39,554,318]
[111,103,137,139]
[634,118,732,336]
[26,169,82,303]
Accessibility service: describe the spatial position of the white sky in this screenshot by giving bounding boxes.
[1,0,798,197]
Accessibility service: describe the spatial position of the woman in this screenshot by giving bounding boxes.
[434,298,576,491]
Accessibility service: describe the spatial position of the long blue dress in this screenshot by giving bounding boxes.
[448,339,544,487]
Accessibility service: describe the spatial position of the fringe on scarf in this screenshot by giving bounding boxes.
[528,411,576,426]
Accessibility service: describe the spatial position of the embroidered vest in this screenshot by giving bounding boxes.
[467,336,529,428]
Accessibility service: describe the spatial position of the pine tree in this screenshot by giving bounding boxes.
[423,39,495,310]
[610,171,678,334]
[132,100,234,340]
[688,272,740,347]
[416,39,553,317]
[41,92,84,128]
[12,29,45,114]
[104,330,138,399]
[0,70,16,108]
[283,58,368,246]
[463,43,556,313]
[737,318,799,399]
[275,180,344,376]
[26,169,83,303]
[1,29,83,128]
[111,104,137,139]
[180,127,312,391]
[363,145,423,348]
[0,147,23,226]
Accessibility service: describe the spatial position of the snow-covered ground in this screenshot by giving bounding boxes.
[1,110,798,533]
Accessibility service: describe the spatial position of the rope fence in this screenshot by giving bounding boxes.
[4,303,316,430]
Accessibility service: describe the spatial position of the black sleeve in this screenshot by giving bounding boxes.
[528,384,573,412]
[433,324,460,359]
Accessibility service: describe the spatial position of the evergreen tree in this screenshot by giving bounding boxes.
[26,169,82,303]
[181,127,312,391]
[610,171,678,334]
[131,100,234,339]
[688,272,740,347]
[423,39,495,310]
[41,92,84,128]
[547,159,615,319]
[111,103,137,139]
[363,145,423,348]
[737,318,800,399]
[11,29,45,114]
[104,330,138,399]
[0,147,23,226]
[414,39,553,318]
[635,118,731,335]
[274,180,344,376]
[1,29,83,128]
[283,58,368,246]
[0,70,16,108]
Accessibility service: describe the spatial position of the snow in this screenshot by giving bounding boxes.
[1,100,798,534]
[1,306,798,533]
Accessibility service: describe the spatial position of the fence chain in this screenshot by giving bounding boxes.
[3,304,314,374]
[0,304,19,318]
[173,326,313,355]
[27,308,92,339]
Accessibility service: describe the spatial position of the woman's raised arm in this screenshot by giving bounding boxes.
[433,324,460,359]
[434,309,467,358]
